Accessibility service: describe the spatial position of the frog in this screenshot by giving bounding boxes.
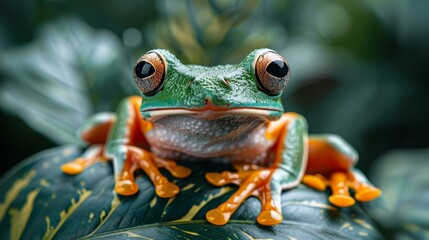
[61,48,381,226]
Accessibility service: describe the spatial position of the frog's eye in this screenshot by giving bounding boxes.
[133,51,166,96]
[254,50,290,96]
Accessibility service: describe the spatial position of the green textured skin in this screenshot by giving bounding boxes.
[105,98,135,177]
[139,49,284,119]
[273,115,309,190]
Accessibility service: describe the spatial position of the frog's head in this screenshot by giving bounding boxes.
[133,49,290,121]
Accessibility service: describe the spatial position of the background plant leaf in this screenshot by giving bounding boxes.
[0,146,383,239]
[366,148,429,240]
[0,18,133,144]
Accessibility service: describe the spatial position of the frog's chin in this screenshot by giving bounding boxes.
[141,107,282,121]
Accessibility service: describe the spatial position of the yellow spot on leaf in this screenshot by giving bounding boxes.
[174,187,233,222]
[181,183,195,192]
[83,192,121,238]
[358,231,369,237]
[44,217,52,238]
[40,179,50,187]
[161,197,176,217]
[9,188,40,240]
[150,197,157,208]
[0,170,36,223]
[124,231,155,239]
[339,222,354,232]
[100,211,106,221]
[89,212,94,223]
[171,226,199,236]
[281,200,338,211]
[354,219,374,230]
[43,188,92,240]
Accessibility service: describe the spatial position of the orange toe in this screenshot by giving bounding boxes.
[61,160,85,175]
[155,182,180,198]
[115,180,139,196]
[329,195,355,207]
[206,209,231,226]
[257,210,283,226]
[355,188,382,202]
[171,165,192,178]
[205,172,227,186]
[303,175,327,191]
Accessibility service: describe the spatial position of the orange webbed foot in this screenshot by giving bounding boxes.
[61,145,108,175]
[114,146,191,198]
[62,144,191,198]
[154,157,192,179]
[303,172,381,207]
[205,164,282,226]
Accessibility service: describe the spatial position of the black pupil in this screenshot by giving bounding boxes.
[266,60,288,78]
[135,61,155,78]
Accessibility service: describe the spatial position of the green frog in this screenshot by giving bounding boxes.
[61,49,381,226]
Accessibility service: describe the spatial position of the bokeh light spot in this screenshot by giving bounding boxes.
[123,28,142,47]
[316,4,351,39]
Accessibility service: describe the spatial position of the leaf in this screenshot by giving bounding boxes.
[0,18,131,144]
[366,148,429,240]
[0,146,383,239]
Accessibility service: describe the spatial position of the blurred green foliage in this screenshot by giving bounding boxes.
[367,148,429,239]
[0,0,428,238]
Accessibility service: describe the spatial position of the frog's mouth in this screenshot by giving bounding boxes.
[141,107,282,121]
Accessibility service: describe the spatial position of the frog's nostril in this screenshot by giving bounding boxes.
[188,77,196,86]
[204,97,215,106]
[221,78,231,89]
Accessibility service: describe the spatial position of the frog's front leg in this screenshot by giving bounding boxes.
[205,113,308,226]
[303,135,381,207]
[61,112,115,174]
[62,96,191,198]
